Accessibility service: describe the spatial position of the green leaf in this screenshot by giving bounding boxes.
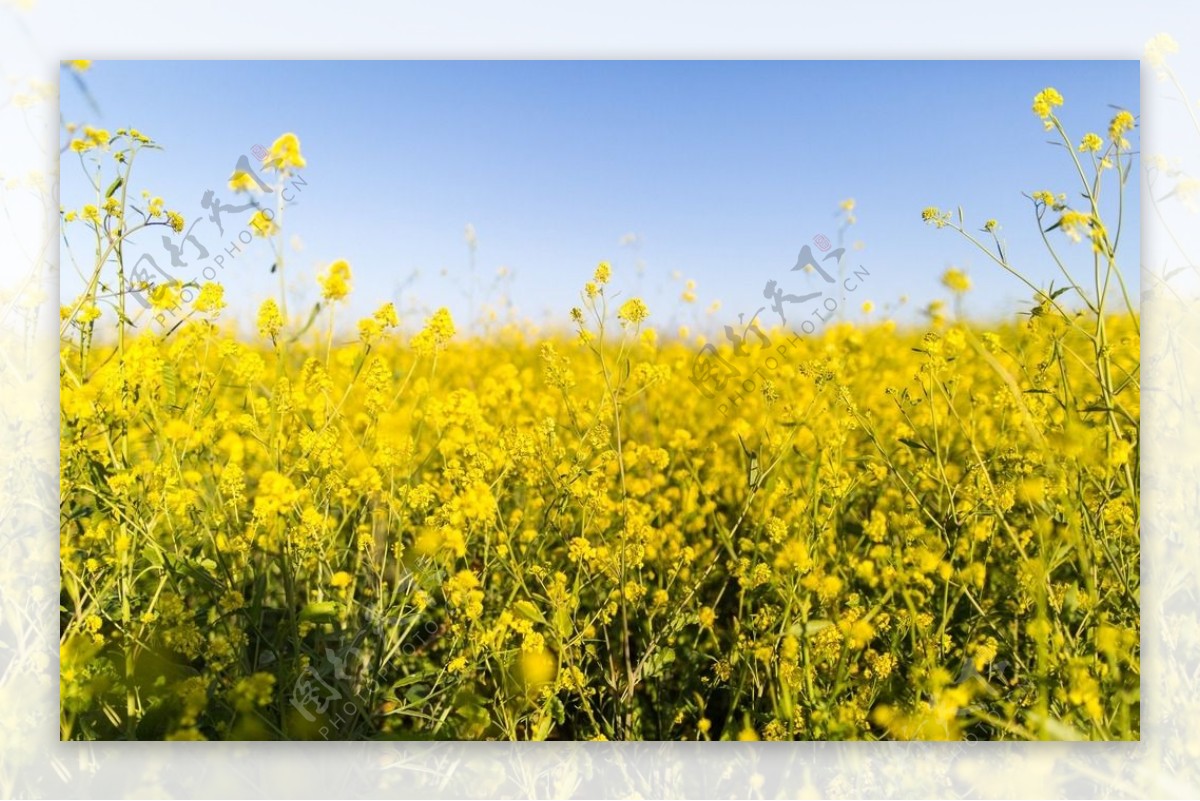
[513,600,546,625]
[533,710,554,741]
[554,606,571,639]
[391,674,427,690]
[899,437,933,454]
[105,176,123,199]
[403,684,430,704]
[162,554,221,589]
[642,647,676,679]
[803,619,833,637]
[162,363,178,407]
[299,601,339,623]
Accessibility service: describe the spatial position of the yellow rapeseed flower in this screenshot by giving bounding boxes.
[263,132,306,173]
[411,307,456,356]
[1108,110,1135,148]
[257,298,283,341]
[318,259,353,301]
[1079,132,1103,153]
[941,267,971,294]
[1057,209,1092,244]
[617,297,649,326]
[1032,87,1064,119]
[249,209,279,238]
[193,282,226,314]
[149,282,182,311]
[921,206,949,228]
[228,170,263,193]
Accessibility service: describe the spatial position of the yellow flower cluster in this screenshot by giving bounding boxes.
[1108,110,1135,148]
[940,267,971,294]
[617,297,650,326]
[1031,86,1064,119]
[60,292,1139,740]
[318,259,353,301]
[263,132,307,173]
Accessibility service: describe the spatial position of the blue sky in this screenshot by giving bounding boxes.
[59,60,1140,335]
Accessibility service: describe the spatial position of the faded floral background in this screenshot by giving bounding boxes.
[2,1,1198,796]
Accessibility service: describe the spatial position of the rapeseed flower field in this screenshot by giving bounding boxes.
[59,87,1139,741]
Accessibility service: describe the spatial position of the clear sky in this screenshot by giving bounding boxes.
[59,60,1140,335]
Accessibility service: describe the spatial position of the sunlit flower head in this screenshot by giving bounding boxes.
[1108,110,1135,148]
[263,132,306,173]
[193,282,226,314]
[681,279,697,303]
[1032,87,1064,119]
[257,298,283,342]
[617,297,650,326]
[228,169,264,193]
[411,307,456,356]
[941,267,971,294]
[148,281,182,311]
[318,259,353,301]
[1057,209,1093,244]
[249,209,279,238]
[921,206,950,228]
[1079,132,1103,153]
[373,301,399,328]
[70,125,110,153]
